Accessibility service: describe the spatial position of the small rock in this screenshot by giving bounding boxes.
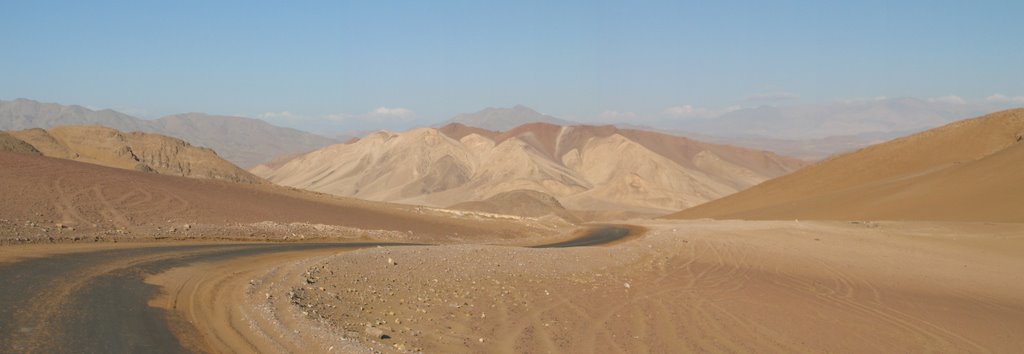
[365,326,390,339]
[624,282,631,289]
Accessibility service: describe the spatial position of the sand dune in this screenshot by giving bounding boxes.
[669,109,1024,222]
[0,152,554,244]
[254,123,805,215]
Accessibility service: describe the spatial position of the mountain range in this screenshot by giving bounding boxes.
[0,99,338,168]
[443,105,576,131]
[670,97,988,140]
[252,122,805,218]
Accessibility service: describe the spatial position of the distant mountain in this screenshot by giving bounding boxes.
[7,125,263,183]
[0,98,149,131]
[150,113,339,168]
[253,122,805,216]
[443,105,576,131]
[0,99,338,168]
[674,97,985,140]
[668,109,1024,222]
[699,132,903,161]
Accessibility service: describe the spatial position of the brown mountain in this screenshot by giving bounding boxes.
[253,122,805,217]
[667,109,1024,222]
[9,125,262,184]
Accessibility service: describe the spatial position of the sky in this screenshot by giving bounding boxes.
[1,0,1023,132]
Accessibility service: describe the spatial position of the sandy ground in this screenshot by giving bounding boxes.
[271,220,1024,353]
[4,219,1022,353]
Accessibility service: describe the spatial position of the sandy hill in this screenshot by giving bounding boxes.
[0,151,543,242]
[253,123,805,216]
[668,109,1024,222]
[0,132,41,155]
[0,99,338,168]
[442,105,577,131]
[449,189,583,223]
[9,125,262,184]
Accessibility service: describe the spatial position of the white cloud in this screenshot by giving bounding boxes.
[257,111,303,122]
[663,105,703,116]
[745,91,800,101]
[986,94,1024,104]
[927,95,966,105]
[661,105,741,120]
[369,106,415,118]
[840,96,889,103]
[599,110,637,120]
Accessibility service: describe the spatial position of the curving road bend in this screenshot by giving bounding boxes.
[0,226,638,353]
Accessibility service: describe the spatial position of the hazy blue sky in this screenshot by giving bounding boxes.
[2,0,1022,131]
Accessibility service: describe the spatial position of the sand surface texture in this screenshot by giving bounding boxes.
[670,109,1024,222]
[284,220,1024,353]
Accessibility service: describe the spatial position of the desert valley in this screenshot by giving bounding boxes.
[3,2,1024,353]
[1,98,1023,353]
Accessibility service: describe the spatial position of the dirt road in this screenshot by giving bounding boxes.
[0,226,634,353]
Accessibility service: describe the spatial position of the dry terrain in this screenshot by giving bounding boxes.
[671,109,1024,222]
[217,220,1024,353]
[0,151,559,245]
[253,122,804,216]
[3,107,1023,354]
[8,125,262,183]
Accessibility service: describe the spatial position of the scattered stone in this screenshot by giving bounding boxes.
[365,326,390,339]
[624,282,631,289]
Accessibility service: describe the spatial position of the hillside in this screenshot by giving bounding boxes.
[9,125,263,183]
[0,99,338,168]
[254,123,805,215]
[449,189,583,223]
[0,132,40,155]
[668,109,1024,222]
[0,151,548,243]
